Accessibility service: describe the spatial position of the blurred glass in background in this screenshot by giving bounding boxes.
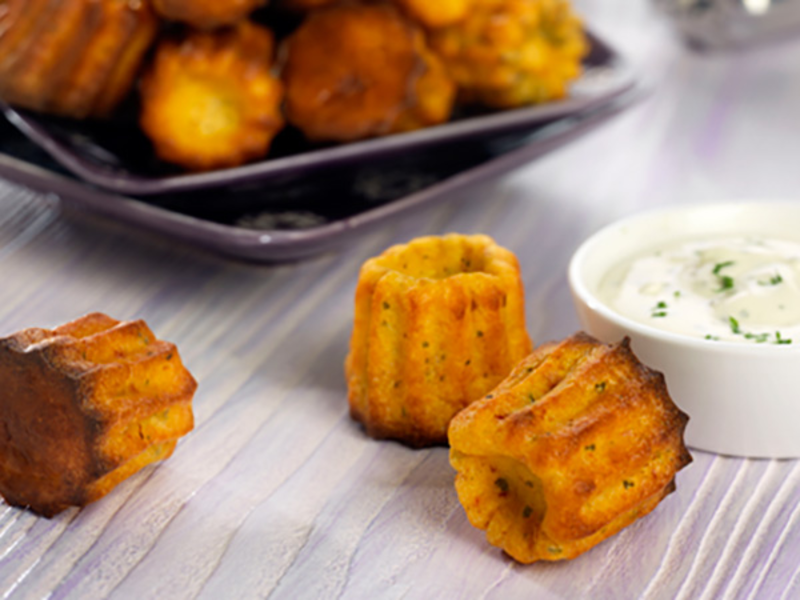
[656,0,800,49]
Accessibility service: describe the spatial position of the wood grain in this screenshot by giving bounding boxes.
[0,1,799,597]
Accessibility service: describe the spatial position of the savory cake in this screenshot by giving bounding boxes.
[0,313,197,517]
[151,0,266,29]
[0,0,158,119]
[429,0,587,108]
[448,332,691,563]
[139,21,285,171]
[282,3,455,142]
[345,234,532,447]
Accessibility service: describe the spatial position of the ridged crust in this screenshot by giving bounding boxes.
[0,313,196,517]
[345,234,532,447]
[430,0,587,108]
[139,21,285,171]
[0,0,157,118]
[152,0,266,29]
[448,332,691,563]
[282,3,454,142]
[393,0,472,28]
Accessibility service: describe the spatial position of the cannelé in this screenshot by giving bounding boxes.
[345,234,532,447]
[0,313,196,517]
[448,332,691,562]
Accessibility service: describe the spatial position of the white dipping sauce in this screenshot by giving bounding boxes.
[598,236,800,344]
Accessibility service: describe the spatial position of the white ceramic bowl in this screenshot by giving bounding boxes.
[569,202,800,458]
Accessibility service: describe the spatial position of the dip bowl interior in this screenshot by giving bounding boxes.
[568,201,800,458]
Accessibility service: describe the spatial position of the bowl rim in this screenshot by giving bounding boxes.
[568,200,800,356]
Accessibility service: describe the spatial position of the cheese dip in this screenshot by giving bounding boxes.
[598,236,800,344]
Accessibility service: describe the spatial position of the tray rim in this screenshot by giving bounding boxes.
[1,30,636,197]
[0,93,642,262]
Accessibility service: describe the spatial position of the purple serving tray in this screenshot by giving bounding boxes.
[0,94,639,262]
[1,31,635,197]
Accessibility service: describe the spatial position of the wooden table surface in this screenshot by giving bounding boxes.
[1,2,799,598]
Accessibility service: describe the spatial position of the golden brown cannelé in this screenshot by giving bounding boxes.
[448,332,691,563]
[0,313,196,517]
[345,234,532,448]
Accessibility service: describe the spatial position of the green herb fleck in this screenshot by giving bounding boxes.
[495,478,509,494]
[651,301,669,318]
[674,290,682,298]
[729,316,741,334]
[704,334,720,341]
[476,330,484,338]
[759,274,783,286]
[712,262,736,292]
[548,547,562,555]
[713,261,735,275]
[422,341,429,348]
[166,353,173,360]
[717,275,735,292]
[585,444,596,451]
[594,382,607,393]
[528,394,536,404]
[382,301,391,309]
[522,506,533,519]
[623,480,635,489]
[744,332,769,343]
[775,331,793,345]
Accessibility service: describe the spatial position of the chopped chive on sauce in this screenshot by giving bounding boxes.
[623,480,635,489]
[650,300,669,318]
[598,237,800,345]
[713,261,735,275]
[726,316,793,344]
[759,273,784,286]
[729,316,741,334]
[743,332,769,343]
[716,275,735,292]
[775,331,793,345]
[711,261,736,292]
[494,478,509,494]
